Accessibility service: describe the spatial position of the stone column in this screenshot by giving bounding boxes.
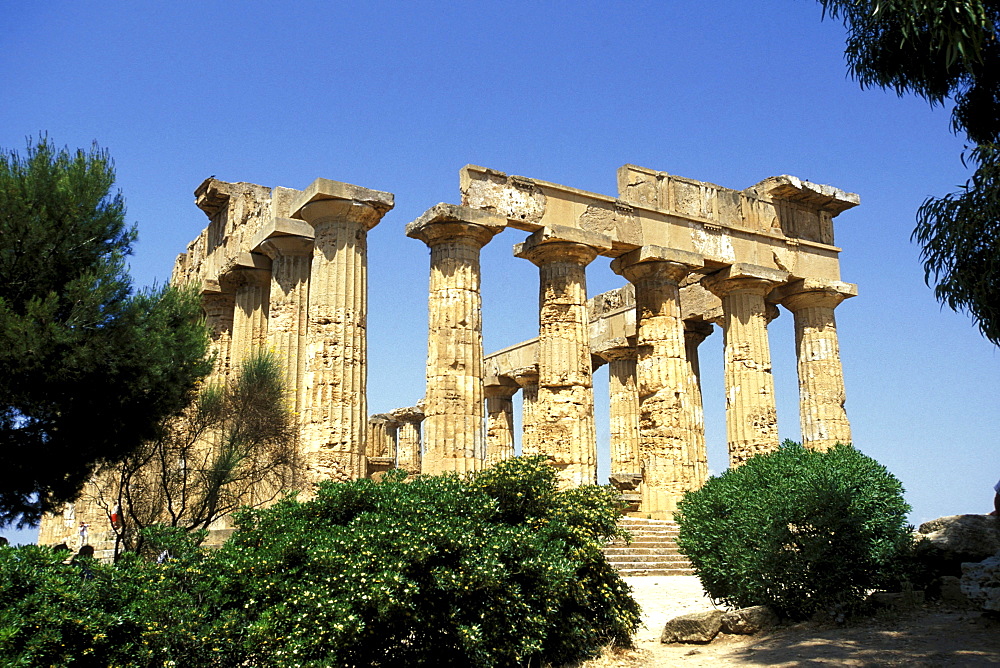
[292,179,394,484]
[703,264,789,467]
[683,320,714,489]
[515,226,612,488]
[258,234,313,415]
[390,405,424,476]
[226,254,272,368]
[594,339,641,479]
[512,368,540,456]
[406,204,506,475]
[366,414,398,459]
[484,377,519,466]
[201,283,236,380]
[778,279,857,451]
[612,246,703,517]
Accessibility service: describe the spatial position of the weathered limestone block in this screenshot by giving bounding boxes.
[201,283,235,380]
[293,179,394,484]
[484,377,519,466]
[612,245,703,518]
[720,606,778,635]
[703,263,788,467]
[515,226,612,488]
[660,610,723,644]
[594,338,641,480]
[390,405,424,476]
[917,515,1000,577]
[223,253,272,367]
[776,278,856,451]
[961,552,1000,612]
[407,204,506,475]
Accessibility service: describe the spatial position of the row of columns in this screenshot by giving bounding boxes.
[201,183,394,488]
[408,203,854,517]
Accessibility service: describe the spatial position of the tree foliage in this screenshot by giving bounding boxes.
[676,441,914,621]
[92,350,300,557]
[0,457,640,667]
[818,0,1000,343]
[0,137,212,525]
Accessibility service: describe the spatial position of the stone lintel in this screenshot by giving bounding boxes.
[290,178,394,220]
[405,203,507,243]
[249,217,316,251]
[194,178,273,219]
[610,245,703,276]
[754,175,860,215]
[513,225,613,261]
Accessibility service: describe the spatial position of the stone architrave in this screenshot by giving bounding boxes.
[594,338,641,479]
[612,246,703,517]
[224,252,272,368]
[200,282,236,380]
[515,226,612,488]
[390,405,425,476]
[777,279,856,451]
[512,368,540,456]
[256,231,313,415]
[484,377,519,466]
[407,204,507,475]
[292,179,394,484]
[703,264,789,467]
[683,320,714,488]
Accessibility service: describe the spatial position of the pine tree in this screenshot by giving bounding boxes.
[0,137,212,525]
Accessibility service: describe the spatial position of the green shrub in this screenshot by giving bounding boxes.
[675,441,914,621]
[217,456,640,667]
[0,456,639,667]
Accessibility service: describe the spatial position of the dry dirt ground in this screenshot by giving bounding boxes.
[578,576,1000,667]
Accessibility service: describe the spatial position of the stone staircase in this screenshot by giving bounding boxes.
[603,517,694,576]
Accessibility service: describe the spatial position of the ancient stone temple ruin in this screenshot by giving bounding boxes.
[39,163,858,549]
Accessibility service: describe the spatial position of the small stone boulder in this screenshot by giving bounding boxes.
[916,515,1000,577]
[660,610,723,644]
[720,605,779,634]
[962,552,1000,612]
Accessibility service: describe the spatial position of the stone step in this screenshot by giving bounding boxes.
[604,517,693,576]
[604,546,682,556]
[617,567,696,576]
[606,556,691,566]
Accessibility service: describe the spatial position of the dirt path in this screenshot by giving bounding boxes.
[580,576,1000,667]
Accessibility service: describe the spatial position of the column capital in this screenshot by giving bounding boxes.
[250,217,315,253]
[390,405,425,424]
[775,278,858,312]
[509,365,539,388]
[256,234,314,259]
[514,225,612,267]
[610,245,703,284]
[291,178,394,232]
[593,336,637,363]
[683,319,714,345]
[221,252,272,289]
[484,375,520,400]
[702,263,789,298]
[406,203,506,248]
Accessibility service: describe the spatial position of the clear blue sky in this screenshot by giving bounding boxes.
[3,0,997,543]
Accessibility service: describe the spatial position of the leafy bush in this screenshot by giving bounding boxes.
[0,456,639,667]
[217,456,639,666]
[676,441,914,621]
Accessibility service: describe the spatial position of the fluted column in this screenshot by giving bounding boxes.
[594,339,640,479]
[294,181,394,484]
[226,258,271,367]
[515,226,611,488]
[612,246,703,517]
[258,234,313,415]
[512,369,540,456]
[201,285,235,381]
[778,279,856,451]
[366,414,398,459]
[391,405,424,476]
[407,204,506,475]
[484,378,519,466]
[704,264,788,467]
[683,320,714,489]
